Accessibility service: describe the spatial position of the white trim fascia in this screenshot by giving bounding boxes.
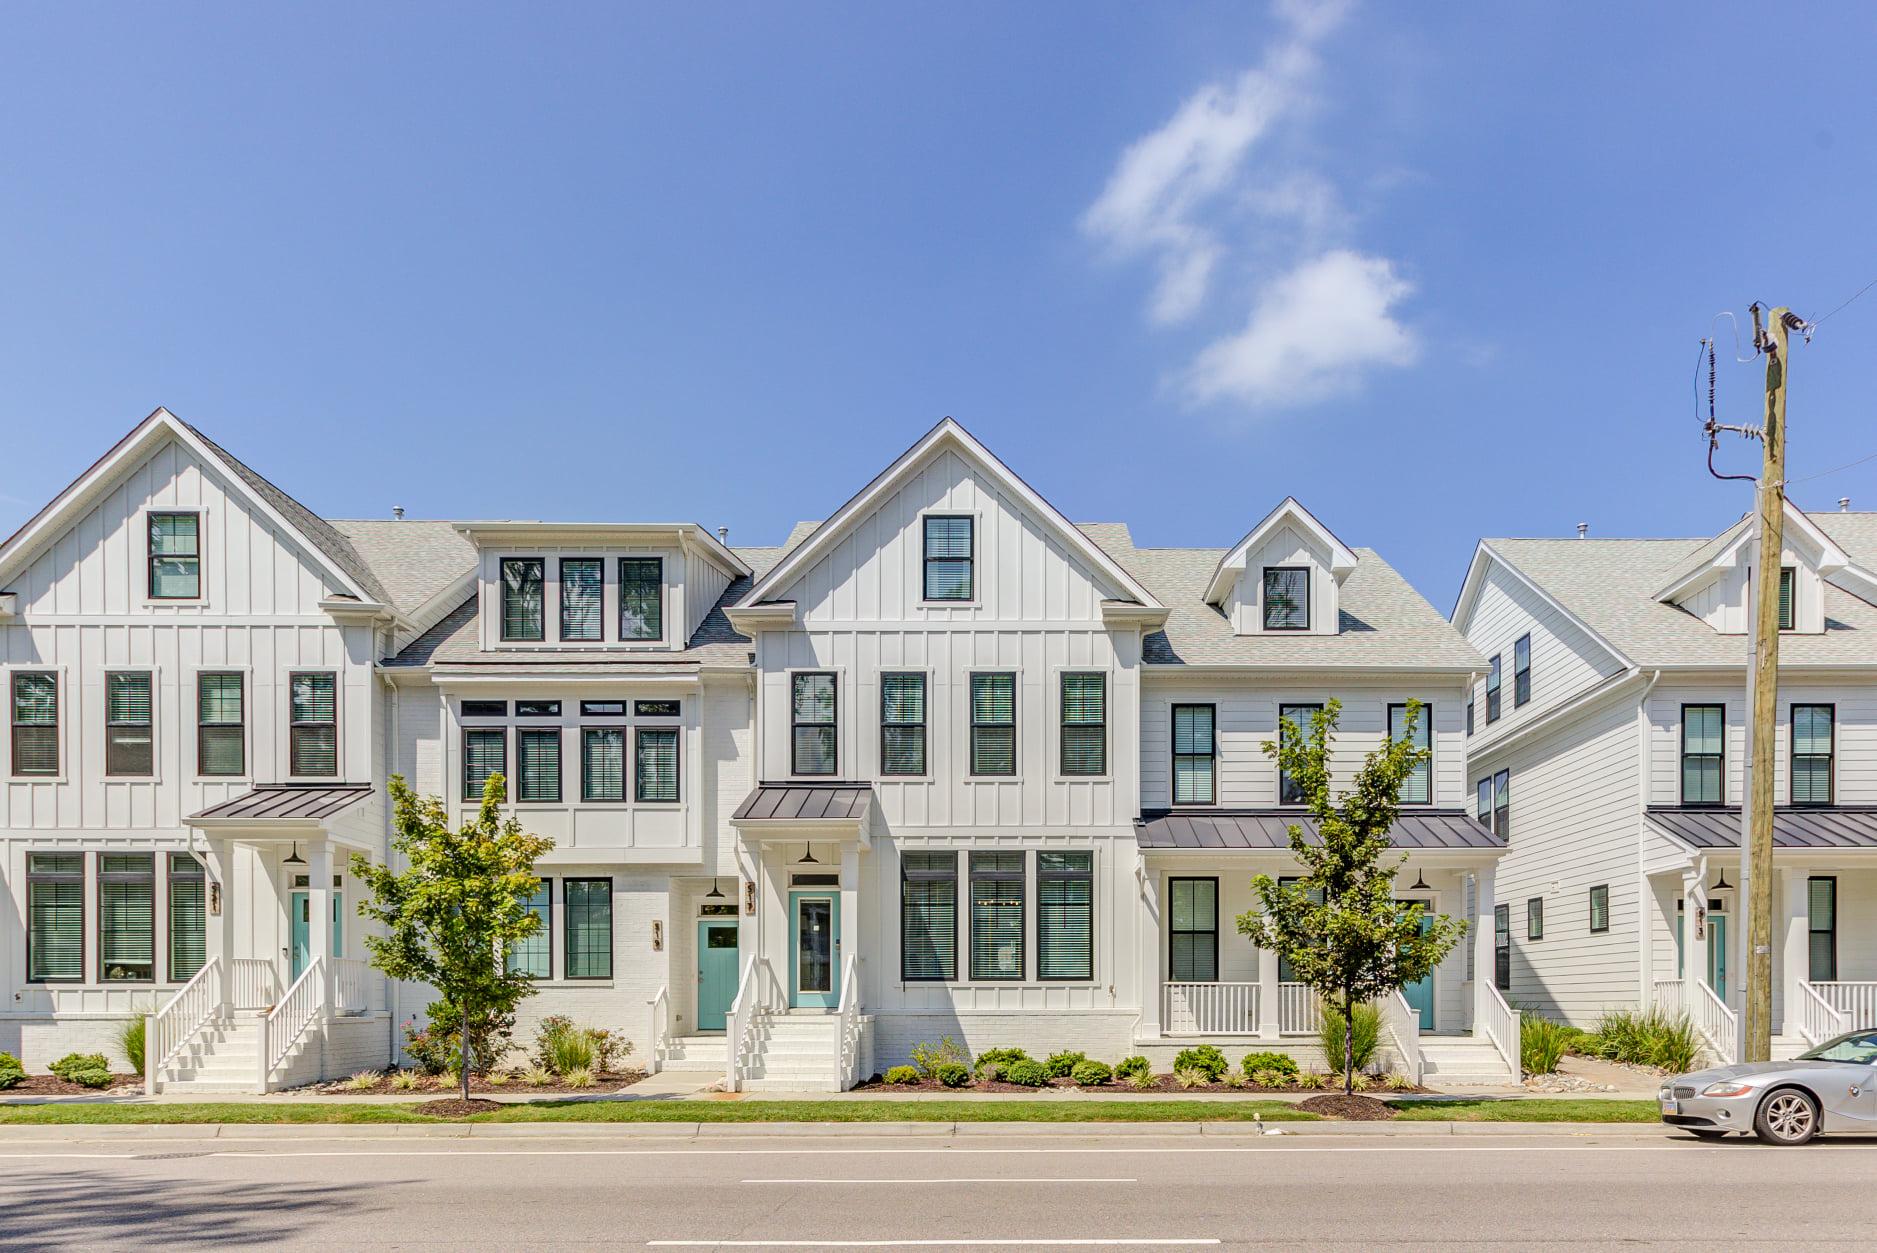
[452,522,750,578]
[0,591,15,618]
[1141,662,1481,677]
[429,670,703,687]
[1449,540,1633,671]
[725,602,797,633]
[400,576,477,643]
[1203,496,1359,606]
[1101,601,1170,630]
[1464,667,1648,764]
[735,417,1162,611]
[1652,502,1857,604]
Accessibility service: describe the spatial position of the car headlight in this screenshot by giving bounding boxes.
[1700,1081,1755,1098]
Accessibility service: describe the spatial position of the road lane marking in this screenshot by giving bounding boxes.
[648,1241,1219,1248]
[738,1177,1137,1184]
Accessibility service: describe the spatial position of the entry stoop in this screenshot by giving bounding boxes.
[1418,1035,1518,1086]
[739,1012,844,1092]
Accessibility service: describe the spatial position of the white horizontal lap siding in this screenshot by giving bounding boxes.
[1648,678,1877,808]
[1465,563,1622,736]
[1486,698,1640,1027]
[684,548,731,645]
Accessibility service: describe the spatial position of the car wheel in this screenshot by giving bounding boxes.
[1754,1089,1820,1145]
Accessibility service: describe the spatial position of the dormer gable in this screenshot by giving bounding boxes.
[1205,498,1358,637]
[1653,503,1876,636]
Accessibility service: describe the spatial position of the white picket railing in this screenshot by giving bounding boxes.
[725,957,782,1092]
[1384,990,1424,1084]
[333,958,370,1014]
[233,958,280,1009]
[1811,981,1877,1032]
[1480,980,1519,1078]
[645,986,670,1075]
[1163,982,1261,1035]
[260,956,325,1089]
[1692,979,1738,1064]
[1797,981,1849,1046]
[144,957,224,1093]
[1651,978,1685,1016]
[1278,983,1321,1035]
[836,952,863,1090]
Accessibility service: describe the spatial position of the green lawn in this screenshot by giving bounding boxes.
[1386,1098,1659,1123]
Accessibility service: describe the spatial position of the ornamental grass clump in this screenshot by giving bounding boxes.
[1588,1007,1699,1073]
[1520,1011,1571,1075]
[117,1017,147,1077]
[345,1070,380,1091]
[1316,1002,1383,1077]
[1173,1066,1211,1090]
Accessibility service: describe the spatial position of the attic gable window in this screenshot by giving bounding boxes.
[501,559,545,641]
[148,511,200,600]
[923,516,974,602]
[619,558,663,641]
[1778,566,1796,631]
[1261,567,1309,631]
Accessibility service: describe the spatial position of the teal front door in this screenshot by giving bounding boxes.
[696,922,739,1032]
[1397,901,1435,1030]
[289,891,344,982]
[1708,912,1728,1000]
[788,892,840,1009]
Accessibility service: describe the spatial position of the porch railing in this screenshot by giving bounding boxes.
[837,952,863,1091]
[1384,990,1424,1084]
[645,986,670,1076]
[1652,978,1685,1016]
[1811,982,1877,1032]
[725,956,781,1092]
[1691,978,1738,1064]
[1796,981,1849,1046]
[1479,980,1519,1078]
[333,958,370,1014]
[144,957,223,1093]
[233,958,280,1009]
[1163,982,1260,1035]
[260,956,325,1089]
[1278,983,1321,1035]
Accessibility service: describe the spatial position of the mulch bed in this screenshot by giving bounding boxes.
[855,1074,1428,1096]
[413,1098,507,1118]
[1298,1094,1397,1120]
[2,1074,143,1097]
[307,1069,644,1097]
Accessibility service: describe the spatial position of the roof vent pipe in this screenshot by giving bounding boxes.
[1576,522,1588,539]
[717,526,729,544]
[1841,497,1852,512]
[392,506,405,520]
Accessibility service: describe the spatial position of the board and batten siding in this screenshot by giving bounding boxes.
[1463,559,1624,738]
[1645,679,1877,807]
[1220,522,1340,637]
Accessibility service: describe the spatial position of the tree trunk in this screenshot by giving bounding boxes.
[459,998,472,1104]
[1342,990,1355,1096]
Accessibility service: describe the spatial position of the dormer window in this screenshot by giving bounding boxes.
[501,559,545,641]
[1262,567,1309,631]
[559,558,603,642]
[619,558,663,641]
[1778,566,1796,631]
[923,516,974,602]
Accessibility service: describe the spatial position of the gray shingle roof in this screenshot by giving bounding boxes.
[1485,514,1877,668]
[1646,805,1877,850]
[1137,808,1504,851]
[329,520,476,617]
[1076,524,1484,670]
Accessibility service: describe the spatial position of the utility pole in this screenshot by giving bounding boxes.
[1741,303,1790,1063]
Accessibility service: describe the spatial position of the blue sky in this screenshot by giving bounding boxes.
[4,1,1876,607]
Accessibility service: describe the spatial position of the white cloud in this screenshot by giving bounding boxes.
[1182,250,1417,408]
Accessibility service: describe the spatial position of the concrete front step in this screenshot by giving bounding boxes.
[741,1077,844,1092]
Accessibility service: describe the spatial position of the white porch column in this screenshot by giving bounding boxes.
[839,845,859,996]
[204,838,237,1011]
[736,838,761,983]
[1781,868,1810,1037]
[1683,859,1710,1003]
[1256,939,1282,1038]
[1471,863,1497,1037]
[306,841,334,1020]
[1138,864,1163,1038]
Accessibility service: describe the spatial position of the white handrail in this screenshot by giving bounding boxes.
[145,956,223,1093]
[1480,980,1519,1078]
[1797,981,1849,1046]
[1278,983,1322,1035]
[645,986,670,1076]
[332,958,370,1014]
[260,956,325,1090]
[724,955,758,1093]
[836,952,862,1090]
[232,957,280,1009]
[1385,990,1425,1084]
[1162,982,1261,1035]
[1812,981,1877,1032]
[1692,979,1738,1064]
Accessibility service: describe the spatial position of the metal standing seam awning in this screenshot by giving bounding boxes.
[1136,808,1505,853]
[730,781,875,846]
[1645,805,1877,851]
[186,785,376,847]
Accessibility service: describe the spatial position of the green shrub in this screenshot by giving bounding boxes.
[1044,1050,1088,1079]
[0,1052,23,1091]
[1296,1070,1330,1090]
[1520,1011,1571,1075]
[1250,1068,1288,1089]
[1316,1002,1383,1074]
[1588,1007,1700,1072]
[1125,1069,1158,1090]
[1171,1044,1228,1082]
[49,1052,113,1089]
[539,1021,597,1076]
[1114,1054,1152,1081]
[118,1016,147,1076]
[975,1047,1029,1077]
[1383,1073,1415,1092]
[934,1061,972,1088]
[1173,1066,1211,1089]
[1239,1050,1299,1081]
[909,1037,970,1078]
[562,1067,595,1089]
[1070,1059,1113,1086]
[885,1065,920,1085]
[1002,1059,1049,1087]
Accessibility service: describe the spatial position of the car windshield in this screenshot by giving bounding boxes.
[1797,1031,1877,1065]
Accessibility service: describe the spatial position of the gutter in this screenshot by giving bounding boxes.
[1632,668,1663,1006]
[1465,668,1649,762]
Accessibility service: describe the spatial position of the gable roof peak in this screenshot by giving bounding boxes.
[1204,496,1359,605]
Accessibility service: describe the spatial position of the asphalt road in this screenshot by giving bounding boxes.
[2,1130,1874,1249]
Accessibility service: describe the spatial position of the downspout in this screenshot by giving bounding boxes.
[1634,668,1663,1009]
[380,659,400,1064]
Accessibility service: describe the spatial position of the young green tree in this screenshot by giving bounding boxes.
[1235,699,1466,1095]
[350,773,553,1104]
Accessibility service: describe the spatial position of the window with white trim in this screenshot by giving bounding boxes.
[105,672,154,777]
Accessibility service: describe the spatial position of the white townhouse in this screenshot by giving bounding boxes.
[1453,502,1877,1063]
[0,410,1514,1093]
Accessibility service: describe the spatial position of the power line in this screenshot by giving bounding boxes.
[1806,272,1877,332]
[1790,447,1877,485]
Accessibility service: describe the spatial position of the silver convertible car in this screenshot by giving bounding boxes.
[1661,1030,1877,1144]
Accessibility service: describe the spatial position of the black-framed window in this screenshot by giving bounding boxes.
[1492,768,1509,838]
[517,728,561,803]
[288,672,337,778]
[880,672,927,776]
[1513,634,1532,707]
[619,557,663,641]
[1485,655,1502,723]
[1476,777,1492,828]
[1778,566,1796,631]
[563,878,613,979]
[1037,851,1093,981]
[923,515,974,602]
[27,852,83,983]
[969,851,1024,980]
[1527,896,1544,941]
[582,728,625,802]
[578,700,625,717]
[1388,702,1431,805]
[11,671,59,777]
[1168,876,1218,982]
[970,672,1017,777]
[1278,703,1321,804]
[501,558,545,641]
[197,672,245,777]
[462,699,508,718]
[168,853,206,981]
[508,880,552,978]
[791,672,837,776]
[105,671,154,777]
[1681,703,1724,806]
[1172,704,1216,805]
[516,700,561,718]
[1791,704,1834,806]
[1466,698,1474,737]
[1588,884,1610,934]
[1262,566,1309,631]
[900,851,957,981]
[1494,903,1510,990]
[1277,875,1324,982]
[1809,876,1837,982]
[1059,673,1106,777]
[463,728,506,801]
[634,700,679,718]
[558,557,603,642]
[635,727,678,802]
[98,853,155,983]
[148,511,200,599]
